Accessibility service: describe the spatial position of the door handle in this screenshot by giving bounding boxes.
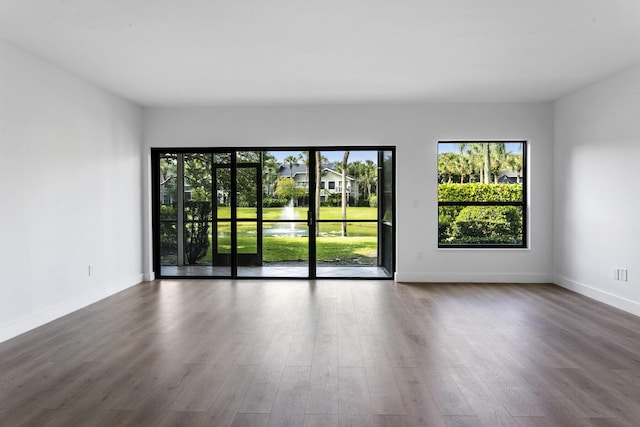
[307,211,313,227]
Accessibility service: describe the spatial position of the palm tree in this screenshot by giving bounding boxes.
[300,151,310,192]
[458,143,490,183]
[483,143,491,184]
[346,160,364,205]
[506,153,523,184]
[362,159,377,196]
[341,151,350,236]
[263,156,279,196]
[283,154,299,179]
[490,143,508,183]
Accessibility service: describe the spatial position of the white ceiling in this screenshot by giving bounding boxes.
[1,0,640,106]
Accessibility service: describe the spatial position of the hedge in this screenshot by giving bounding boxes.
[438,184,523,245]
[438,183,522,202]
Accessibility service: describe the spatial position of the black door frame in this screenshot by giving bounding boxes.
[151,146,395,279]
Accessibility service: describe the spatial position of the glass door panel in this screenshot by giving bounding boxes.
[380,150,394,275]
[256,150,310,278]
[211,163,232,275]
[314,150,384,278]
[159,153,178,269]
[236,165,261,271]
[181,153,214,275]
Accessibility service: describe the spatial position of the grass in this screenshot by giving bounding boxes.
[193,206,379,264]
[216,206,377,220]
[209,236,377,264]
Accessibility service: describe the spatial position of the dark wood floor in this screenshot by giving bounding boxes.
[2,280,640,427]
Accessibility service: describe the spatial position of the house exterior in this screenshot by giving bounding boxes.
[280,163,357,204]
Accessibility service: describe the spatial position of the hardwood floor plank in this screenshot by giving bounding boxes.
[392,367,447,427]
[371,414,410,426]
[365,364,405,415]
[286,332,316,367]
[267,366,311,427]
[231,413,270,427]
[421,368,475,417]
[442,415,484,427]
[305,363,339,415]
[204,364,259,427]
[238,334,293,413]
[303,413,339,426]
[338,367,371,427]
[450,367,519,427]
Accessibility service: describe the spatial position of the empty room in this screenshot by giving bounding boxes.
[1,1,640,426]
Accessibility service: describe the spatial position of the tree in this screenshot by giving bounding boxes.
[457,142,492,184]
[346,160,364,205]
[314,152,322,237]
[263,155,279,197]
[483,143,491,184]
[489,143,507,183]
[362,159,377,197]
[184,153,213,201]
[506,153,523,184]
[438,152,458,183]
[283,154,300,178]
[274,177,305,201]
[341,151,349,236]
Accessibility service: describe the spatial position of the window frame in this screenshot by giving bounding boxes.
[437,140,528,249]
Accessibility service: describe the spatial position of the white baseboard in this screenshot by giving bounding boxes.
[553,274,640,317]
[395,272,552,283]
[0,273,144,344]
[143,271,155,282]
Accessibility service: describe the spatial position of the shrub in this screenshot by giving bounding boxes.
[438,184,523,245]
[263,196,288,208]
[368,194,378,207]
[450,206,522,244]
[160,204,176,220]
[184,201,212,264]
[326,193,341,206]
[438,183,522,202]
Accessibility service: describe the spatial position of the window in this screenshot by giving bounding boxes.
[437,141,526,248]
[328,181,336,190]
[320,181,325,189]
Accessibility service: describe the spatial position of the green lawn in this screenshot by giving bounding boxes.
[199,206,378,264]
[217,206,377,220]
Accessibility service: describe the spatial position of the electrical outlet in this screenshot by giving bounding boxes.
[417,252,423,261]
[620,268,628,282]
[88,265,94,276]
[613,268,619,280]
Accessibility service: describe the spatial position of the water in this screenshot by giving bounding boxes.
[263,199,308,237]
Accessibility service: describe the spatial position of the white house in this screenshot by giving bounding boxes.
[280,163,357,203]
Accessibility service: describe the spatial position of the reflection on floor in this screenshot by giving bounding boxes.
[160,265,391,278]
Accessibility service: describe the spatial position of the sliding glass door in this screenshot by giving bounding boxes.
[152,147,395,279]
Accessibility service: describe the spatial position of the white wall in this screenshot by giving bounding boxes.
[143,102,554,283]
[554,65,640,315]
[0,41,144,343]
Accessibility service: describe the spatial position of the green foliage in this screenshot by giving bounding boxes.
[448,206,522,244]
[184,201,212,264]
[160,204,176,220]
[262,196,288,208]
[438,183,522,202]
[368,194,378,207]
[438,183,523,245]
[325,193,342,206]
[159,222,177,254]
[275,177,306,201]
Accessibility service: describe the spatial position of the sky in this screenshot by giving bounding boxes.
[268,150,378,164]
[438,142,524,155]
